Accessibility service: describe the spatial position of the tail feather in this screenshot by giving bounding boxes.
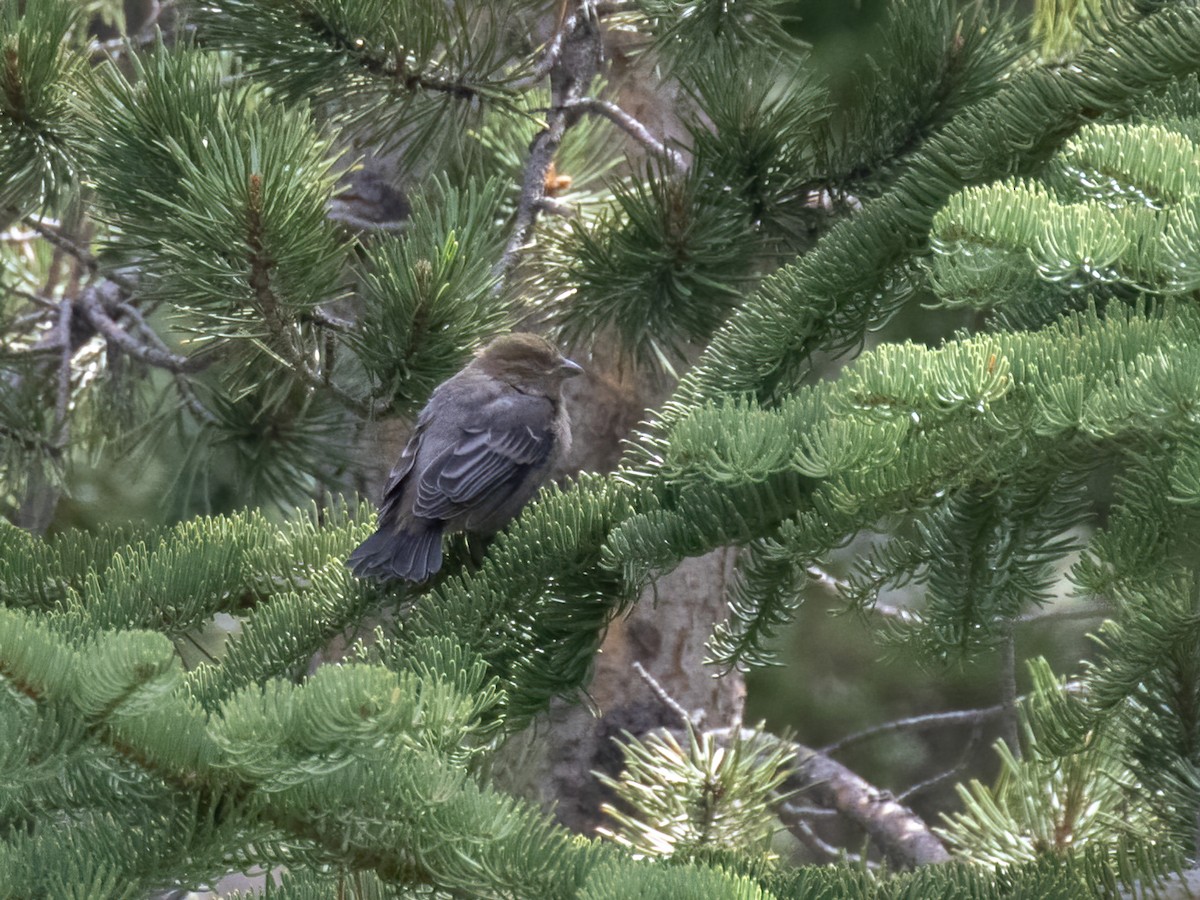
[347,526,444,582]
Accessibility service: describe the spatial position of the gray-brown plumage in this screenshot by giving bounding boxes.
[348,334,582,582]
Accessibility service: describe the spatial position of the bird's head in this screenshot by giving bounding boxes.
[473,333,583,397]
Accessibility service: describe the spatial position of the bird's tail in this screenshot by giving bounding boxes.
[347,525,444,583]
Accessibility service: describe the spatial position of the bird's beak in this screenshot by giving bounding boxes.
[559,358,584,378]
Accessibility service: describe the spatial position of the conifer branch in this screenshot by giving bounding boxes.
[24,217,102,279]
[513,0,586,88]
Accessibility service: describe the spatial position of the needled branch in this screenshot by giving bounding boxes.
[242,173,383,418]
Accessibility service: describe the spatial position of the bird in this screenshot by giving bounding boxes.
[347,333,582,582]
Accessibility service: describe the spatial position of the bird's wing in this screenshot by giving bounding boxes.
[412,420,554,521]
[377,406,432,522]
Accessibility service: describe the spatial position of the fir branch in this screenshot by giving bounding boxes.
[642,3,1200,442]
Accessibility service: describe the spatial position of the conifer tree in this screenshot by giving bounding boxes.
[5,0,1200,896]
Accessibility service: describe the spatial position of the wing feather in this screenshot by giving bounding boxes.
[413,423,552,520]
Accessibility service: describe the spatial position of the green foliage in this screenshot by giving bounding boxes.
[684,51,827,237]
[0,0,81,222]
[406,473,641,726]
[579,857,778,900]
[597,724,793,861]
[7,0,1200,893]
[0,512,584,895]
[929,122,1200,325]
[938,660,1155,866]
[197,0,521,156]
[632,0,802,74]
[815,0,1019,186]
[647,2,1200,433]
[656,304,1200,667]
[553,160,756,369]
[82,48,348,349]
[350,175,514,413]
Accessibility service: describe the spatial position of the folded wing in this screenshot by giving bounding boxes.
[414,423,553,526]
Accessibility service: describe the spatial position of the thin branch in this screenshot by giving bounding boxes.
[784,738,952,867]
[821,702,1015,756]
[711,727,951,868]
[632,661,696,728]
[1016,602,1111,624]
[494,1,600,287]
[807,562,1110,628]
[309,306,355,332]
[112,301,220,424]
[1,285,60,310]
[777,804,878,867]
[1,228,42,243]
[25,218,98,273]
[999,624,1020,758]
[512,0,584,88]
[54,299,72,445]
[804,565,918,622]
[559,97,684,167]
[78,282,206,374]
[805,564,849,593]
[895,722,986,804]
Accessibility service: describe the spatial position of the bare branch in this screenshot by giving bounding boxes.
[821,703,1014,757]
[777,804,878,867]
[110,301,220,424]
[804,564,849,593]
[710,727,951,868]
[309,306,355,333]
[632,661,696,728]
[895,723,985,804]
[78,282,206,374]
[559,97,684,167]
[512,1,586,88]
[494,1,600,286]
[25,218,98,273]
[54,299,72,444]
[784,739,952,867]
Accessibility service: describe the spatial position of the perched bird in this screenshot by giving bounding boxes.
[348,333,582,582]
